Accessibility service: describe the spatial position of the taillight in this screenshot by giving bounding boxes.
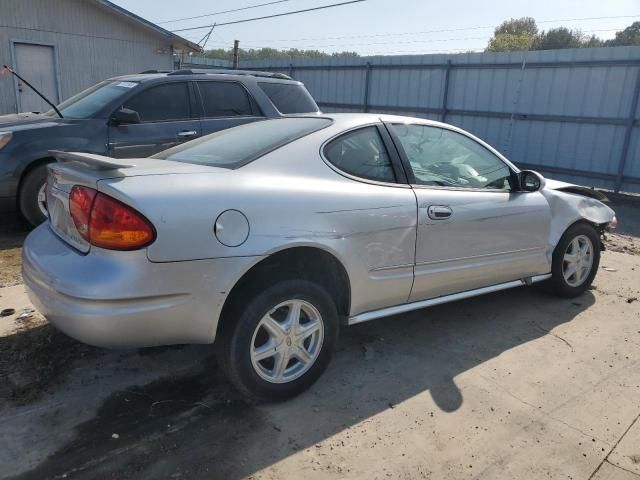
[69,186,97,241]
[69,186,156,250]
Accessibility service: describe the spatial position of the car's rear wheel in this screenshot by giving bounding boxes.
[217,279,338,401]
[19,164,49,226]
[548,223,601,298]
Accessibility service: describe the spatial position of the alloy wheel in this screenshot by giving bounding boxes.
[36,183,48,217]
[250,299,324,384]
[562,234,594,287]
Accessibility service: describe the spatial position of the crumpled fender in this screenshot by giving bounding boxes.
[541,182,616,247]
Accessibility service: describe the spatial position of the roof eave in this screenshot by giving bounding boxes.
[92,0,202,52]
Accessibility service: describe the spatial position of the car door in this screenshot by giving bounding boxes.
[322,124,418,314]
[195,80,265,136]
[386,122,551,302]
[108,81,201,158]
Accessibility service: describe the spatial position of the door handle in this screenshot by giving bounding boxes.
[177,130,198,139]
[426,205,452,220]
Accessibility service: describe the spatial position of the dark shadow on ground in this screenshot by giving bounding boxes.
[0,213,30,247]
[10,286,595,480]
[0,322,98,404]
[0,213,30,287]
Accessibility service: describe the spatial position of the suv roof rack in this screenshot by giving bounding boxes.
[139,69,171,74]
[166,69,292,80]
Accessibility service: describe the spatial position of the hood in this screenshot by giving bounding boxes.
[543,177,609,202]
[0,112,63,130]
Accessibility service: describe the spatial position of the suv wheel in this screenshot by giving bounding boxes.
[19,164,49,226]
[548,223,601,298]
[218,280,339,401]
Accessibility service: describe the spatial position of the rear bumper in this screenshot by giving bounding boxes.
[22,224,258,348]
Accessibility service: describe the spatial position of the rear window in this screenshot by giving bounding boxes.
[258,82,319,114]
[153,117,331,168]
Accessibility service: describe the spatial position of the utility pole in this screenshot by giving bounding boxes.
[232,40,240,69]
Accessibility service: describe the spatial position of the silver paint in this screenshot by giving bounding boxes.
[23,114,616,348]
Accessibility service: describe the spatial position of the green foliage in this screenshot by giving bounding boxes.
[534,27,585,50]
[486,18,639,52]
[204,47,359,61]
[606,21,640,46]
[494,17,538,36]
[486,34,536,52]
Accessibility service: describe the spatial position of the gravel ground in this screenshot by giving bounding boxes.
[0,214,29,288]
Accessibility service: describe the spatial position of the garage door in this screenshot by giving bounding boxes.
[14,43,59,113]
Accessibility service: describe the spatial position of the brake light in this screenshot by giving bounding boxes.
[69,186,97,241]
[69,186,156,250]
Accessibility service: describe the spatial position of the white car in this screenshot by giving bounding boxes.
[23,114,616,399]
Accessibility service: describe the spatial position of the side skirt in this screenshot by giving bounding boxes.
[347,274,552,325]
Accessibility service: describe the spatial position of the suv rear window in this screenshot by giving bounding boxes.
[258,82,319,114]
[153,117,331,168]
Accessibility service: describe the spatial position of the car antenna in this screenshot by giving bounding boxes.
[1,65,63,118]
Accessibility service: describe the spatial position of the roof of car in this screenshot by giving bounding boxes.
[112,69,298,83]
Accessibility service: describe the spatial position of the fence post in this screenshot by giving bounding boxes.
[440,60,452,122]
[363,62,371,112]
[615,66,640,193]
[288,63,294,78]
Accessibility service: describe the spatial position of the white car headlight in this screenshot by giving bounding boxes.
[609,216,618,229]
[0,132,12,150]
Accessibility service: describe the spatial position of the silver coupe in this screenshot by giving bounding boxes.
[23,114,617,399]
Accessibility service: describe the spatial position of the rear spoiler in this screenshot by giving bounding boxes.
[49,150,136,170]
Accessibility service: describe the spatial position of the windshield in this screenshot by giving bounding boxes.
[46,80,139,119]
[153,117,332,168]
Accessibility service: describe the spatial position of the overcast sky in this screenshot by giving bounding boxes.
[112,0,639,55]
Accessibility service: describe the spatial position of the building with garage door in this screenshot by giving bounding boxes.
[0,0,200,114]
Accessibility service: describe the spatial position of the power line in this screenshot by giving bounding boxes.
[359,47,486,56]
[171,0,366,32]
[156,0,294,24]
[241,14,640,43]
[219,27,627,51]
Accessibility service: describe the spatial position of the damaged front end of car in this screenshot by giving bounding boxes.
[541,178,617,252]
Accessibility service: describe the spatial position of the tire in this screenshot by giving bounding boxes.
[548,222,601,298]
[217,279,339,401]
[19,164,49,226]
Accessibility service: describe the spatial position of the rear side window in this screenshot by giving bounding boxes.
[197,81,254,117]
[258,82,319,114]
[153,117,332,168]
[123,82,190,122]
[324,126,396,183]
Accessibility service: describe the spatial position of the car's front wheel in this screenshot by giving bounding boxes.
[217,280,339,401]
[548,222,601,298]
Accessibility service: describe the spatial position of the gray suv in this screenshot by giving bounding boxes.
[0,69,320,225]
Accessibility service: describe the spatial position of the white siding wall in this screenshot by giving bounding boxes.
[0,0,176,113]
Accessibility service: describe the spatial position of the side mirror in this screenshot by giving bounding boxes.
[519,170,545,192]
[111,108,141,125]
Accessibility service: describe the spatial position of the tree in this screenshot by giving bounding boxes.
[486,34,536,52]
[607,21,640,46]
[534,27,586,50]
[204,47,359,62]
[486,17,538,52]
[494,17,538,36]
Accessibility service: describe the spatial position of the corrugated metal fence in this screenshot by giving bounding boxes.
[233,47,640,193]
